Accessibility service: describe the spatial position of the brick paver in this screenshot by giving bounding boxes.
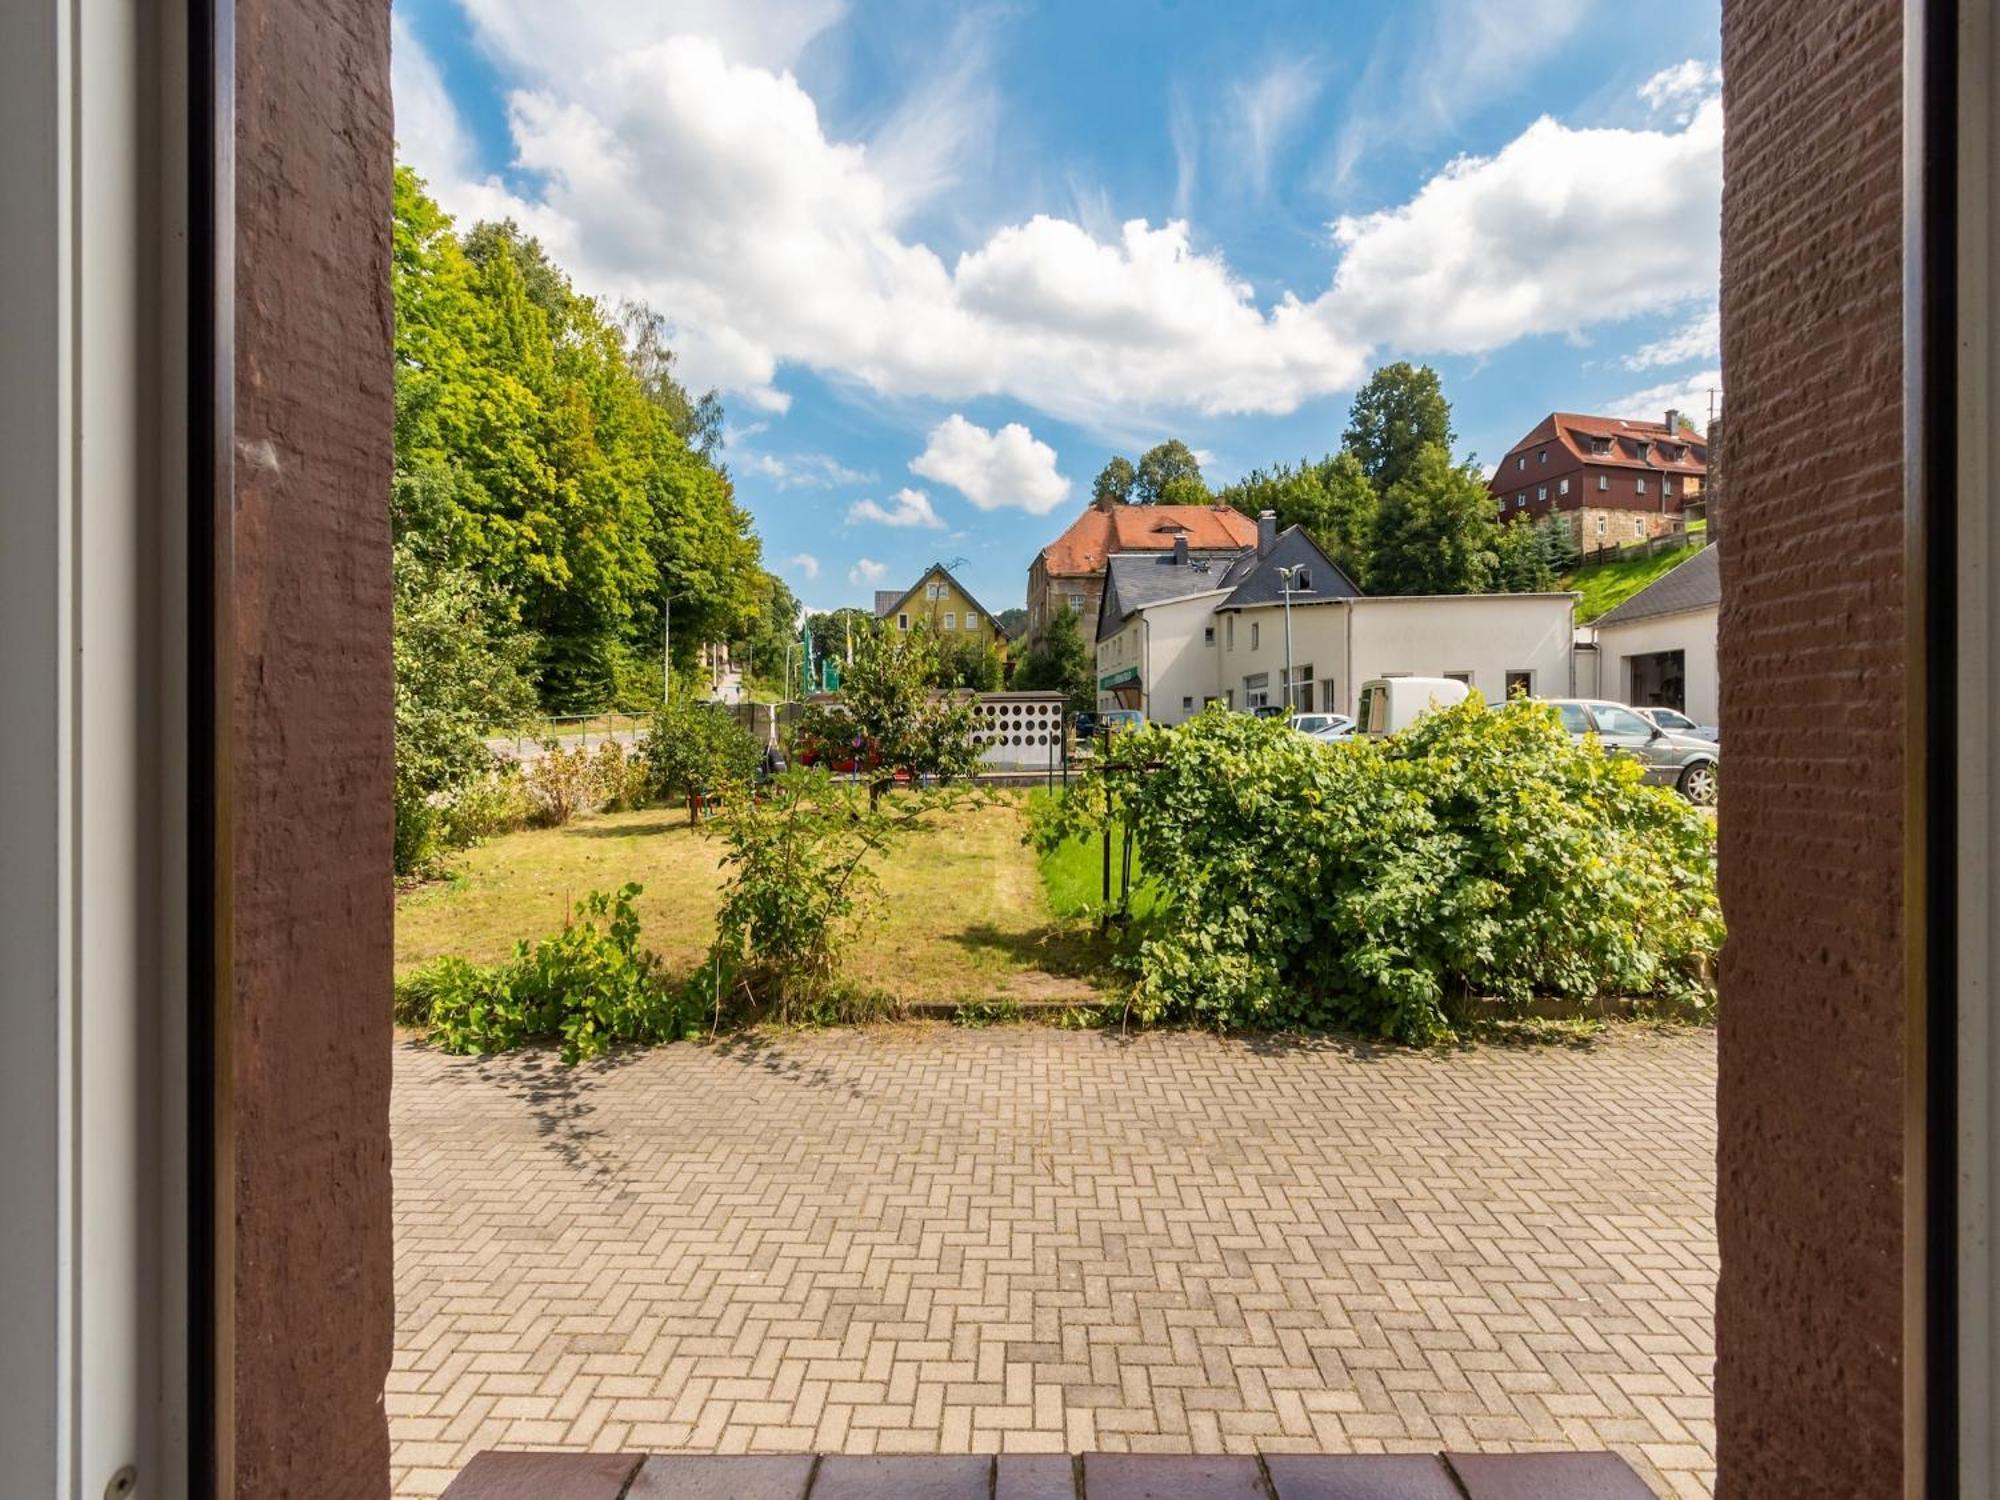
[391,1025,1716,1499]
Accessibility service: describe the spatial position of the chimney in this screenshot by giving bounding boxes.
[1257,509,1277,555]
[1664,408,1680,436]
[1172,533,1189,566]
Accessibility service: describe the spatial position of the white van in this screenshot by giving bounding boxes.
[1354,676,1472,737]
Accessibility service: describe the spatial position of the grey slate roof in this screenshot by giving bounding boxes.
[1213,526,1362,609]
[1591,543,1719,628]
[873,590,903,618]
[1096,549,1242,641]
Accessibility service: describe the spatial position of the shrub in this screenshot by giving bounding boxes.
[593,739,653,812]
[801,627,982,807]
[406,884,694,1062]
[522,742,601,826]
[1032,701,1721,1043]
[705,767,946,1020]
[644,699,762,823]
[433,764,538,849]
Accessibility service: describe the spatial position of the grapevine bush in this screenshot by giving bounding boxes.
[1031,701,1721,1043]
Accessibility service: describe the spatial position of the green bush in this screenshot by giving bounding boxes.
[402,884,695,1062]
[644,699,762,823]
[1032,701,1720,1043]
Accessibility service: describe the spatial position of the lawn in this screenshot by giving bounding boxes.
[1565,542,1704,622]
[1027,789,1162,921]
[396,795,1109,1007]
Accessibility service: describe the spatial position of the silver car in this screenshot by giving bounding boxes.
[1545,699,1719,806]
[1636,705,1719,745]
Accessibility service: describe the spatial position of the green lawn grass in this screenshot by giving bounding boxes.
[1026,790,1162,921]
[396,796,1111,1006]
[1565,542,1703,623]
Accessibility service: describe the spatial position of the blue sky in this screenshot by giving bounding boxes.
[393,0,1722,616]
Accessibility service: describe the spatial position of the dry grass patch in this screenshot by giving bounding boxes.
[395,796,1105,1008]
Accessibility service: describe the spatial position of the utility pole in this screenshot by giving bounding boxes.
[1277,565,1299,715]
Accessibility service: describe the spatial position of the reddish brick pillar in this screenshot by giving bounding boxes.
[1716,1,1906,1494]
[229,0,395,1493]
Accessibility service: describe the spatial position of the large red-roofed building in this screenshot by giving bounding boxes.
[1025,496,1262,642]
[1490,409,1710,548]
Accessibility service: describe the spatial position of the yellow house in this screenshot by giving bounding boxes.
[872,563,1008,644]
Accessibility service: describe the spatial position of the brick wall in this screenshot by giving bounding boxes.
[230,0,395,1493]
[1715,1,1905,1494]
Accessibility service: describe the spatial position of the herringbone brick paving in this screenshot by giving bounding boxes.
[390,1025,1716,1498]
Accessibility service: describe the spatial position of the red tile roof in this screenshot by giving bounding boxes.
[1494,412,1710,483]
[1038,503,1261,577]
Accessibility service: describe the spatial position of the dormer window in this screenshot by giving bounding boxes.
[1632,441,1650,461]
[1589,437,1612,456]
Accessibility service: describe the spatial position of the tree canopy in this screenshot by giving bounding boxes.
[1342,362,1455,495]
[1366,443,1502,595]
[1134,439,1208,505]
[1213,451,1376,584]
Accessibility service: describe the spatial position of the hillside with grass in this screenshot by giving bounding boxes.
[1566,536,1706,622]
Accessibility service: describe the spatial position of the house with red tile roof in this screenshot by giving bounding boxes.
[1489,409,1710,549]
[1025,496,1262,643]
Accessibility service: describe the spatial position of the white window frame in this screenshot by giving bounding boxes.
[942,612,956,630]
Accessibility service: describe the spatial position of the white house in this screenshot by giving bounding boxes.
[1095,513,1577,720]
[1585,543,1719,724]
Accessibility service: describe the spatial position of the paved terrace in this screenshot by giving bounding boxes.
[390,1025,1716,1498]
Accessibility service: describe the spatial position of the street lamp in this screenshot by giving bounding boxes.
[1276,564,1301,716]
[662,589,695,705]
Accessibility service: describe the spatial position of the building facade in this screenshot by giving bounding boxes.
[1586,542,1719,724]
[1490,410,1711,548]
[1027,495,1260,642]
[872,563,1007,644]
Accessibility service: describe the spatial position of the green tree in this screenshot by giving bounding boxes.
[1493,518,1557,593]
[1367,442,1500,595]
[1536,514,1582,577]
[644,698,763,824]
[1014,604,1095,718]
[391,540,539,875]
[1214,451,1376,582]
[1134,439,1207,505]
[802,627,982,806]
[932,634,1004,691]
[994,606,1029,640]
[1092,455,1137,507]
[1343,362,1454,493]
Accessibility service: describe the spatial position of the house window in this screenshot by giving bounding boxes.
[1066,592,1085,615]
[1559,478,1570,495]
[1504,669,1534,699]
[942,612,956,630]
[1444,670,1474,686]
[1598,475,1609,492]
[1284,663,1316,712]
[1596,516,1608,536]
[1636,476,1648,494]
[1663,477,1675,495]
[1203,625,1215,646]
[1290,567,1312,592]
[1537,486,1547,501]
[897,613,909,630]
[1538,448,1547,463]
[1243,672,1270,708]
[1181,695,1194,712]
[1227,616,1235,649]
[1517,491,1526,505]
[1517,455,1526,470]
[1250,621,1260,650]
[926,581,945,600]
[1633,441,1650,460]
[1634,519,1646,537]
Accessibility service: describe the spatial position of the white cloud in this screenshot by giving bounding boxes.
[399,8,1721,424]
[787,552,821,579]
[910,416,1071,516]
[742,451,874,490]
[1327,97,1723,356]
[848,557,889,588]
[847,487,945,529]
[1614,368,1723,426]
[1624,304,1720,370]
[1232,58,1322,197]
[1329,0,1594,185]
[1641,60,1724,124]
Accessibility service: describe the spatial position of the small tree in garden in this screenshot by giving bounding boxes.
[802,626,981,806]
[644,698,762,823]
[1014,606,1095,718]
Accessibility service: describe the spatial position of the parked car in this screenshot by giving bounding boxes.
[1289,712,1353,737]
[1097,709,1146,735]
[1355,677,1472,737]
[1248,704,1288,720]
[1636,705,1719,744]
[1543,698,1719,805]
